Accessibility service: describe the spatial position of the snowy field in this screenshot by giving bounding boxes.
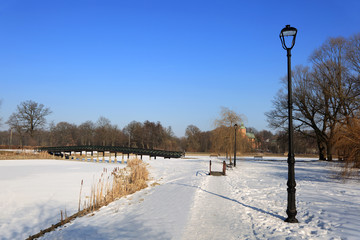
[0,156,359,239]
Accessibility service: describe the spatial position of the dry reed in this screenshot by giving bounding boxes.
[0,151,57,160]
[26,158,150,240]
[81,158,149,213]
[78,180,83,212]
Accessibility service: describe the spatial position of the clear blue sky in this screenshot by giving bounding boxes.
[1,0,359,137]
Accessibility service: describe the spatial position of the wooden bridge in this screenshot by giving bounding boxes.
[37,145,183,162]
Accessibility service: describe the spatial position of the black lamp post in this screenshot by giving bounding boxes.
[280,24,298,223]
[234,123,238,167]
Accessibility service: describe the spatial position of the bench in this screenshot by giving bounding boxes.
[209,153,220,157]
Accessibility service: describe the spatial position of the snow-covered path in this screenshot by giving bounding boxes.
[183,167,257,239]
[184,158,288,240]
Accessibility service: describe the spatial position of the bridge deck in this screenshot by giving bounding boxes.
[37,145,183,159]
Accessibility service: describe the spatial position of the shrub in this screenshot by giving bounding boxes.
[335,117,360,176]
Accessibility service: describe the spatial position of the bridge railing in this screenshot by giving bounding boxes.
[37,145,184,159]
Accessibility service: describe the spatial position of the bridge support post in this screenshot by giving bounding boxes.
[103,152,105,163]
[91,152,93,162]
[97,152,99,162]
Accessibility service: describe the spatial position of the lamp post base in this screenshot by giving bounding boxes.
[285,217,299,223]
[285,209,298,223]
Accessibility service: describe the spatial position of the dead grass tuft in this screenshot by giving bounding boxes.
[0,150,57,160]
[151,182,160,187]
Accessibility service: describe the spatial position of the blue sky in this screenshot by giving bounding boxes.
[0,0,359,137]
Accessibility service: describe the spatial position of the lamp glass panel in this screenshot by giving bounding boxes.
[282,30,297,36]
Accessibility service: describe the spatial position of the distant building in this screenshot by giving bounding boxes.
[239,123,257,149]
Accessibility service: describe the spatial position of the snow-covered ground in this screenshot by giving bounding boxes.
[0,156,359,239]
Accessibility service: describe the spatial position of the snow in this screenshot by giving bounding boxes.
[1,156,359,240]
[0,159,123,240]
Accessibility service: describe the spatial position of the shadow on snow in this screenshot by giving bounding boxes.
[172,182,286,221]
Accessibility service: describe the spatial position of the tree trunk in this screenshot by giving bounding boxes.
[317,139,326,160]
[20,134,24,148]
[326,141,333,161]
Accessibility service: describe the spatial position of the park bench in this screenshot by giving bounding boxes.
[209,153,220,157]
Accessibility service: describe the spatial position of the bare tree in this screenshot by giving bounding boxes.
[267,36,360,160]
[123,120,178,150]
[50,122,78,146]
[266,65,329,159]
[162,126,179,151]
[6,113,26,146]
[185,125,201,152]
[143,121,160,149]
[199,131,212,152]
[123,121,143,148]
[346,33,360,74]
[255,130,276,153]
[6,100,52,144]
[94,117,122,146]
[184,126,212,152]
[214,107,243,128]
[78,121,95,145]
[211,126,229,154]
[213,107,244,163]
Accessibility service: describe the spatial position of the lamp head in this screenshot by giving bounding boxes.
[280,25,297,50]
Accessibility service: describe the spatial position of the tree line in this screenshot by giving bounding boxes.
[0,100,180,150]
[0,102,320,156]
[267,33,360,170]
